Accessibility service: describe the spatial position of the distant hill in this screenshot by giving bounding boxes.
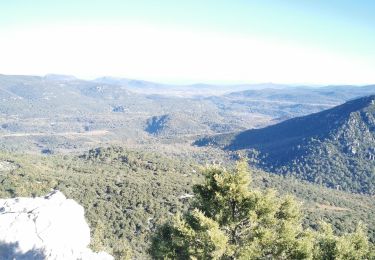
[1,73,375,154]
[207,84,375,119]
[144,113,221,137]
[195,95,375,194]
[226,85,375,105]
[43,74,78,81]
[94,77,293,97]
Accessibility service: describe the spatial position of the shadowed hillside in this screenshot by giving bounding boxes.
[196,95,375,194]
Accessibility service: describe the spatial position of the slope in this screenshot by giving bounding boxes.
[196,95,375,194]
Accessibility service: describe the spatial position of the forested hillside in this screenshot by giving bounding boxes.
[1,75,375,258]
[1,147,375,258]
[151,161,375,259]
[1,74,375,154]
[195,95,375,194]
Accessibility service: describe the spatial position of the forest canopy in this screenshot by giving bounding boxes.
[150,160,375,259]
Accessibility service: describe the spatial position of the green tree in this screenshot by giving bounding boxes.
[313,222,371,260]
[150,160,374,259]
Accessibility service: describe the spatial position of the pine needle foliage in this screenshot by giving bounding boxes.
[150,160,374,259]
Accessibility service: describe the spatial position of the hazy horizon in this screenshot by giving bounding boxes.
[1,1,374,85]
[3,72,372,88]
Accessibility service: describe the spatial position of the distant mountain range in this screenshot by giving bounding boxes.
[0,73,375,156]
[225,84,375,105]
[195,95,375,194]
[94,76,292,97]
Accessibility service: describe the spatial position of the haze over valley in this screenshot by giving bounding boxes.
[1,1,375,259]
[1,73,375,258]
[1,74,374,155]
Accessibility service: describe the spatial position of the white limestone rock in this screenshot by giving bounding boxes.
[0,190,113,260]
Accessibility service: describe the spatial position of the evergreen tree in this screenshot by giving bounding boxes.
[150,160,374,259]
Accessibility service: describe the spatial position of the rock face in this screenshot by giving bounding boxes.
[0,191,113,260]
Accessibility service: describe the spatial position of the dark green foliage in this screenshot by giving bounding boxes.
[150,161,374,259]
[0,148,199,258]
[250,170,375,243]
[1,74,375,258]
[196,95,375,194]
[1,148,375,258]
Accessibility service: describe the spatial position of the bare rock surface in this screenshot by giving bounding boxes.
[0,191,113,260]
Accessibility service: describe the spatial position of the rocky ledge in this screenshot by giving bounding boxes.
[0,190,113,260]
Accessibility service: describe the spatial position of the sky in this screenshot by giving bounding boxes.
[0,0,374,85]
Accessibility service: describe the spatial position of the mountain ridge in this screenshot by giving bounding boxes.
[195,95,375,194]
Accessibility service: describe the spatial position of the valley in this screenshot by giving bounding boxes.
[0,74,375,258]
[196,95,375,194]
[1,74,375,155]
[2,0,375,258]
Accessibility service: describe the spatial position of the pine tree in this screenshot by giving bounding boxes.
[150,160,374,259]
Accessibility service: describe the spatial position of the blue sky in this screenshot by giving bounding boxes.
[0,0,374,84]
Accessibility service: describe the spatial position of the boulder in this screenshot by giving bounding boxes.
[0,191,113,260]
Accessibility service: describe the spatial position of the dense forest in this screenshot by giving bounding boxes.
[2,0,375,258]
[1,147,374,259]
[151,161,375,259]
[0,75,374,259]
[196,95,375,194]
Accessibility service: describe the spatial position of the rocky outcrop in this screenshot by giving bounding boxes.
[0,191,113,260]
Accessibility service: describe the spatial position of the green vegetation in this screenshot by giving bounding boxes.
[0,147,375,258]
[2,74,375,155]
[151,161,374,259]
[1,74,375,258]
[196,95,375,194]
[0,147,199,258]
